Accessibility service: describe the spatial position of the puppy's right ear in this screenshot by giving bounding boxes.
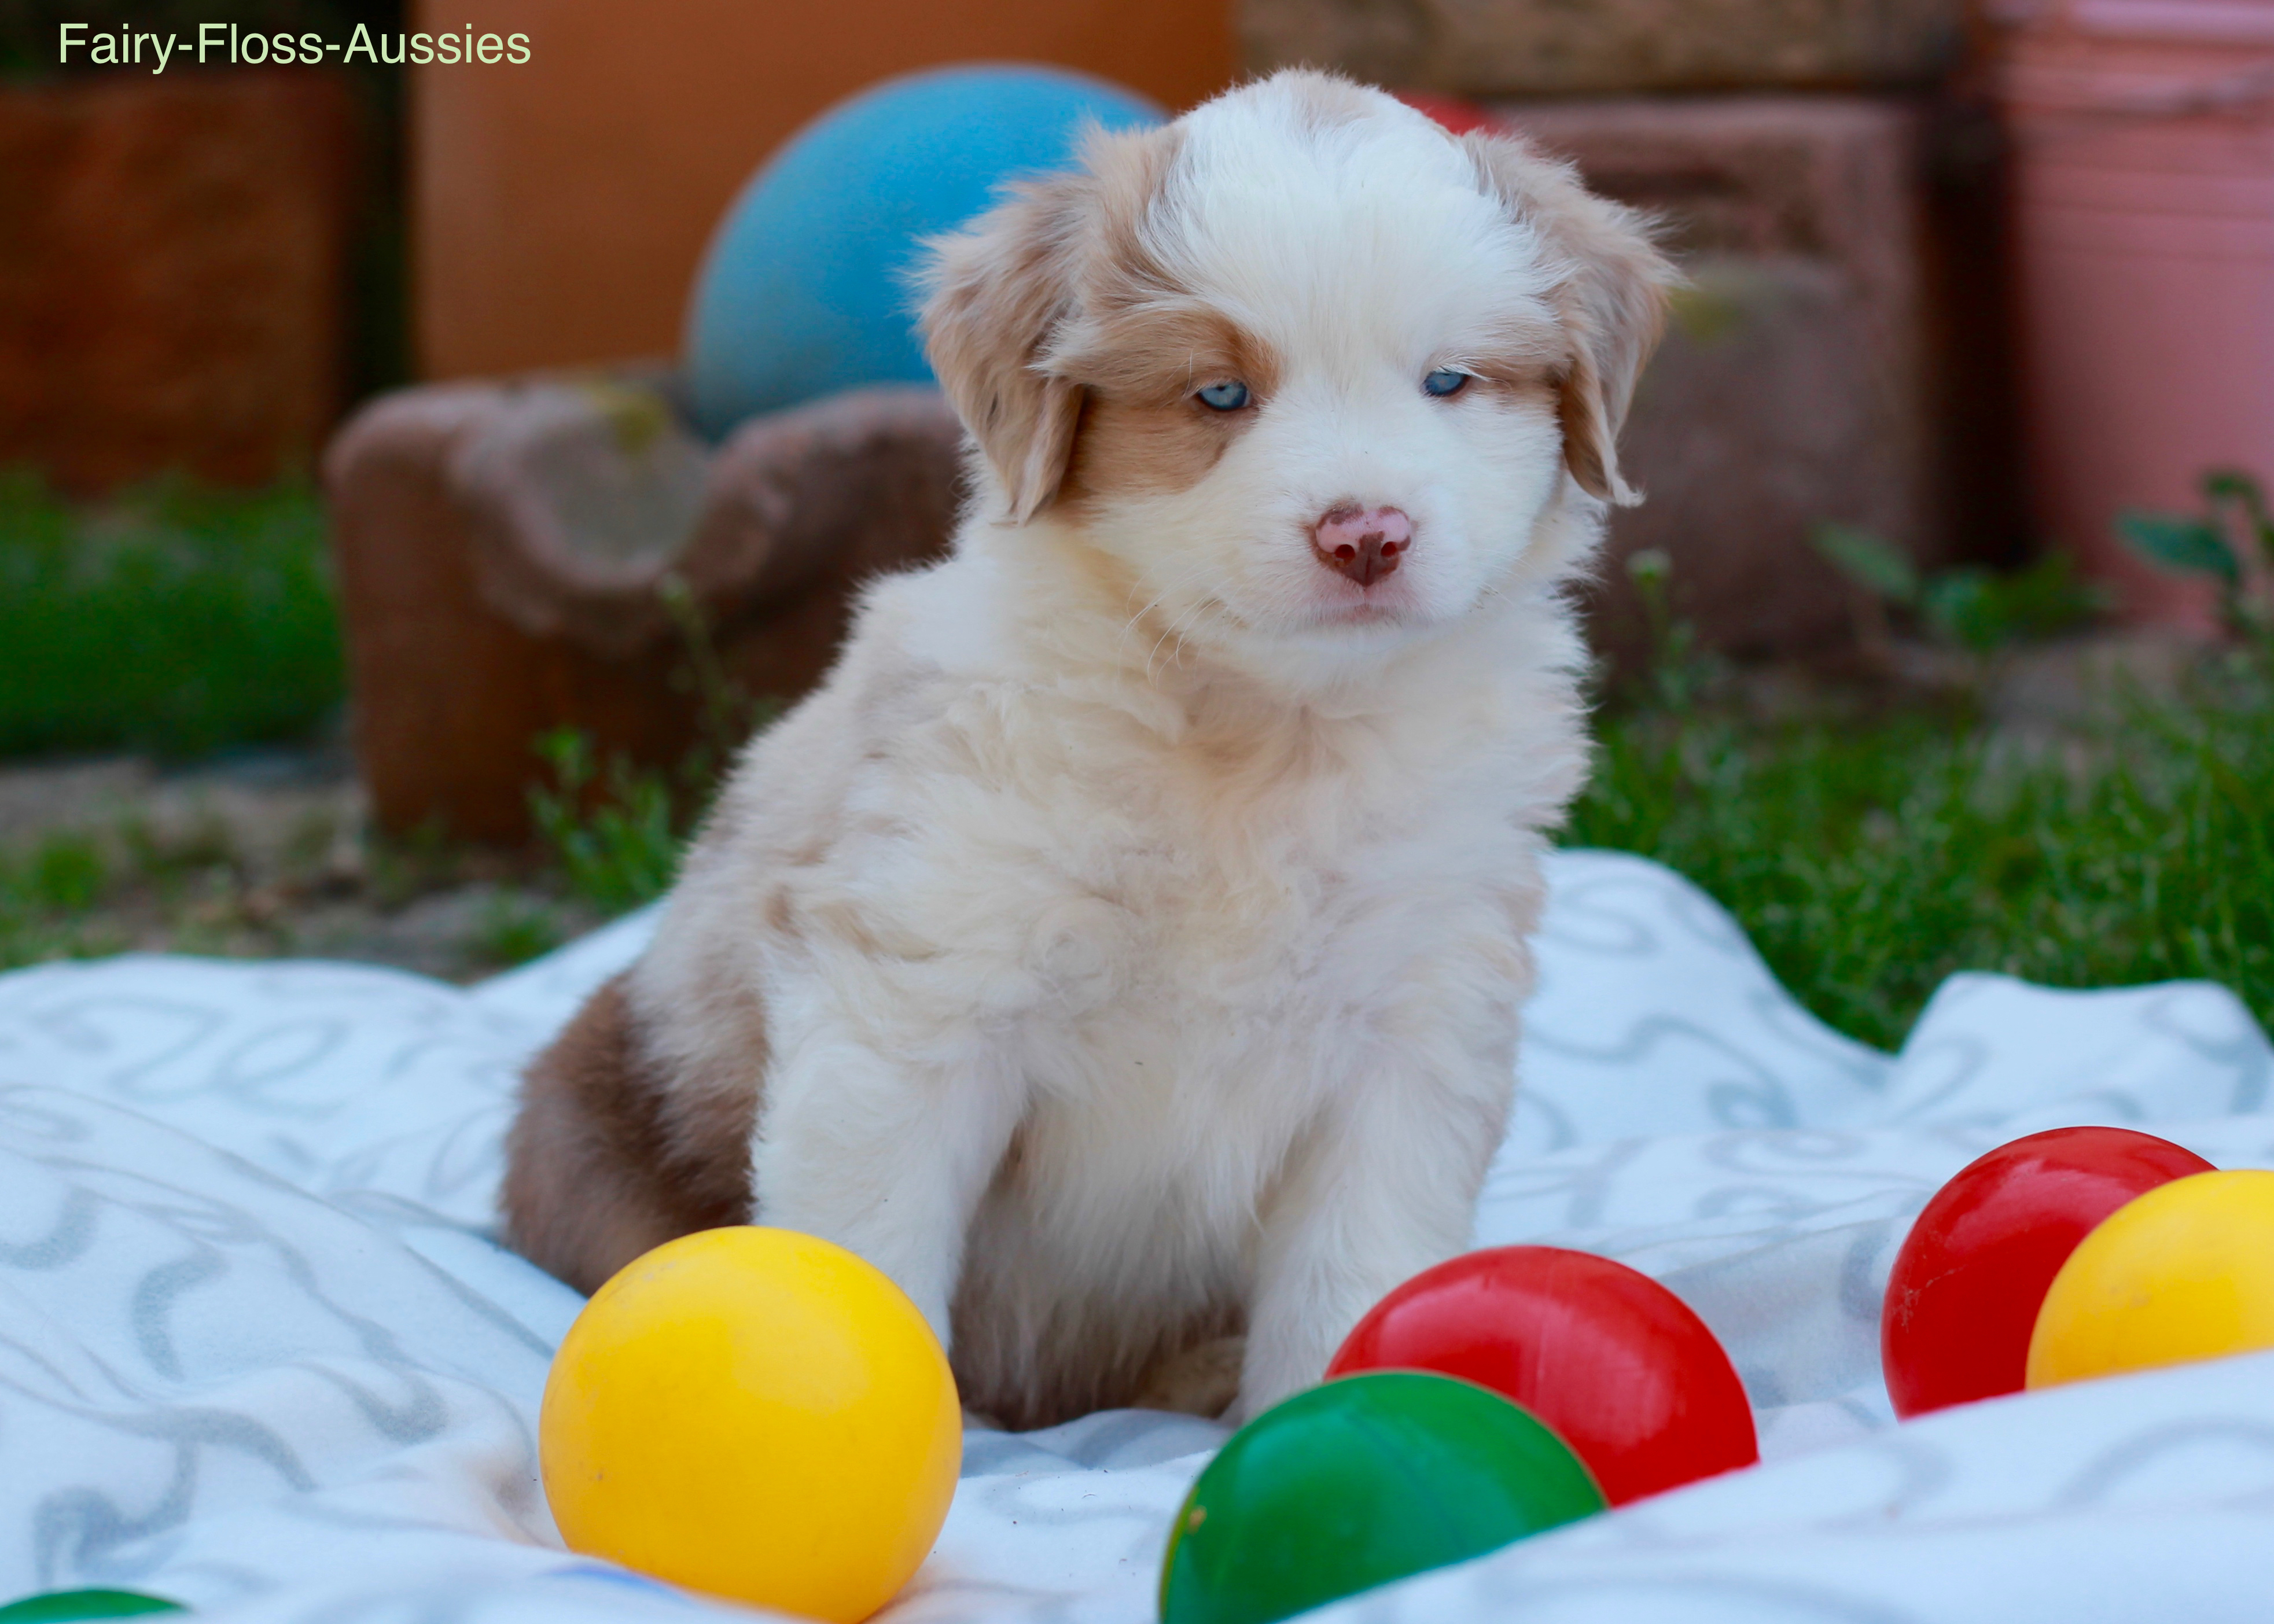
[918,174,1092,523]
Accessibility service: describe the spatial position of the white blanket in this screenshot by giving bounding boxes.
[3,849,2272,1623]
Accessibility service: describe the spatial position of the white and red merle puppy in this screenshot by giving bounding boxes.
[505,69,1672,1430]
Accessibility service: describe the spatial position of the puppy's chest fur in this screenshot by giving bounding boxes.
[793,653,1543,1059]
[971,720,1521,1148]
[717,645,1555,1420]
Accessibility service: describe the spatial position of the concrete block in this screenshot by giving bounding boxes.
[1484,96,1942,659]
[323,377,961,840]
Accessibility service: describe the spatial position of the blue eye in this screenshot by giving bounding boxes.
[1423,369,1471,398]
[1196,380,1250,411]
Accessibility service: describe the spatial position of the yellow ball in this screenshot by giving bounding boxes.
[540,1227,962,1622]
[2026,1168,2274,1391]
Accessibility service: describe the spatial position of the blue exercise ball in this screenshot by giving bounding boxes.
[685,64,1165,437]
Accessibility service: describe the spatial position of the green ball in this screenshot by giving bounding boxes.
[0,1593,185,1622]
[1160,1372,1605,1624]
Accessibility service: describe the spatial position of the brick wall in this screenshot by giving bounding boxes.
[0,72,357,492]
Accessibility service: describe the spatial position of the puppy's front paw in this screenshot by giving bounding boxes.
[1132,1335,1246,1420]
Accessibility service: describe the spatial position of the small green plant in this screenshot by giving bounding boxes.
[2117,468,2273,640]
[1812,524,2104,659]
[657,572,781,793]
[528,729,685,915]
[470,893,566,969]
[1621,548,1723,713]
[527,573,782,916]
[0,830,126,969]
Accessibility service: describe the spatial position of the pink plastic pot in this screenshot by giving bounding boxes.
[1993,0,2274,629]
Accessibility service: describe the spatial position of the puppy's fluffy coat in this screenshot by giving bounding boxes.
[504,71,1672,1429]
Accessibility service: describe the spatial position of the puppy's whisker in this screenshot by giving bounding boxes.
[1148,582,1223,678]
[1116,559,1227,678]
[1116,578,1192,662]
[1153,592,1226,677]
[1119,587,1192,679]
[1114,556,1214,643]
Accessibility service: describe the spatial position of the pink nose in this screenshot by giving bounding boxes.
[1312,505,1412,588]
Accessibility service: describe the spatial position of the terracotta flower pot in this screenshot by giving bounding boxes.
[1993,0,2274,629]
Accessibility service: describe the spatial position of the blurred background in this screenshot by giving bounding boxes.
[1,0,2268,1049]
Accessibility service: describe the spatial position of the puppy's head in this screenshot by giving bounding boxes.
[919,71,1673,672]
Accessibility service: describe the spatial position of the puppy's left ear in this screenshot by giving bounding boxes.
[917,172,1092,524]
[1464,134,1676,506]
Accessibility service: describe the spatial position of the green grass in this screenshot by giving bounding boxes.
[1566,656,2274,1051]
[0,470,345,760]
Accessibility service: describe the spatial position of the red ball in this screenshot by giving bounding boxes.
[1881,1126,2213,1419]
[1394,92,1497,137]
[1326,1246,1757,1507]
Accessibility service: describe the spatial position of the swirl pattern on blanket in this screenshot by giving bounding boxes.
[2,849,2272,1623]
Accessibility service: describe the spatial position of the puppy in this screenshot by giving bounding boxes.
[503,70,1672,1430]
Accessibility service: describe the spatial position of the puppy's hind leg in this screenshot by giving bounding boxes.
[501,972,754,1294]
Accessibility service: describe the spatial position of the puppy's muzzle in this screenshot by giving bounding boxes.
[1313,505,1412,588]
